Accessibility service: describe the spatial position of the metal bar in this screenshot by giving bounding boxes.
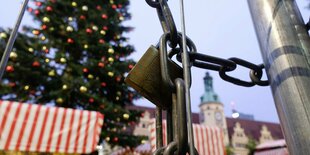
[0,0,29,81]
[166,107,173,143]
[248,0,310,154]
[155,107,163,149]
[179,0,195,154]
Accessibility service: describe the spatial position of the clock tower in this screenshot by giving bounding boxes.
[199,72,229,145]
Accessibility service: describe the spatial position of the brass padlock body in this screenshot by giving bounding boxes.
[125,45,183,109]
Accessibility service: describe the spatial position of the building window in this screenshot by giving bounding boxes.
[142,123,146,128]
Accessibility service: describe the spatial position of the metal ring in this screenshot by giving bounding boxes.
[145,0,160,8]
[163,141,178,155]
[250,64,269,86]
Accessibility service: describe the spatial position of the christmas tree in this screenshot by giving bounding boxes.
[0,0,144,148]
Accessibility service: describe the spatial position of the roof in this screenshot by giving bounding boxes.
[226,117,284,140]
[127,105,284,141]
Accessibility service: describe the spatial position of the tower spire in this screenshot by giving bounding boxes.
[200,72,220,103]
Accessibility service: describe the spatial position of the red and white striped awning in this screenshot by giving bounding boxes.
[0,100,104,154]
[149,120,225,155]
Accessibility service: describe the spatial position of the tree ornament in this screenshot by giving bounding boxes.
[87,74,94,79]
[99,39,105,44]
[32,61,40,67]
[60,57,67,63]
[83,68,88,73]
[42,17,50,23]
[8,82,16,87]
[0,32,7,39]
[34,10,40,15]
[108,48,114,54]
[6,65,14,72]
[32,30,40,35]
[45,58,50,63]
[108,57,114,62]
[89,98,94,103]
[49,27,55,31]
[112,4,117,9]
[46,6,53,12]
[98,62,105,68]
[24,85,30,90]
[42,46,47,50]
[79,86,87,93]
[86,28,92,33]
[68,17,73,21]
[82,5,88,11]
[27,7,33,13]
[35,1,42,6]
[108,72,114,77]
[41,25,47,30]
[103,26,108,30]
[41,36,46,40]
[110,0,114,4]
[62,84,68,90]
[79,15,86,20]
[9,51,18,60]
[56,98,64,104]
[101,14,108,19]
[71,2,77,7]
[92,26,98,31]
[48,70,56,76]
[116,96,120,100]
[100,30,106,35]
[118,4,123,8]
[105,137,110,142]
[119,16,124,21]
[66,26,74,32]
[96,5,101,10]
[67,38,74,43]
[28,47,34,53]
[101,82,106,87]
[123,113,129,120]
[128,64,134,69]
[84,44,88,49]
[116,76,121,82]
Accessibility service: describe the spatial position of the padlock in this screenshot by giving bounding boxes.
[125,45,183,109]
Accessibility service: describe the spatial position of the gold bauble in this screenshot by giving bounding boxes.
[42,17,50,23]
[88,74,94,79]
[123,113,129,120]
[62,84,68,90]
[108,48,114,54]
[100,30,106,35]
[108,71,114,77]
[108,57,114,62]
[60,57,67,63]
[84,44,88,49]
[41,36,46,40]
[105,137,110,142]
[110,0,114,4]
[28,47,34,53]
[66,26,73,32]
[92,26,98,31]
[119,16,124,21]
[68,17,73,21]
[45,58,50,63]
[48,70,56,76]
[24,85,30,90]
[9,51,18,59]
[79,86,87,93]
[0,32,7,39]
[42,46,47,50]
[82,5,88,11]
[71,2,77,7]
[56,98,64,104]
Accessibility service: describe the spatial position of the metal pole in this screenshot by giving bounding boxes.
[0,0,29,81]
[248,0,310,154]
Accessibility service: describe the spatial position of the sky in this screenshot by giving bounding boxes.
[1,0,310,123]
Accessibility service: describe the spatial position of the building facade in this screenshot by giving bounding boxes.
[130,72,283,155]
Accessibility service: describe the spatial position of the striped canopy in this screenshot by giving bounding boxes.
[0,100,103,154]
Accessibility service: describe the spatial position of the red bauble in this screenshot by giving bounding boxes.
[86,28,93,33]
[102,26,108,30]
[44,49,49,53]
[98,62,105,68]
[27,8,33,12]
[6,66,14,72]
[116,76,121,82]
[83,68,89,73]
[111,5,117,9]
[41,24,47,30]
[101,82,107,87]
[101,14,108,19]
[46,6,53,12]
[8,82,16,87]
[99,39,105,44]
[118,4,122,8]
[96,5,102,10]
[67,38,74,43]
[89,98,94,103]
[35,2,42,6]
[34,10,40,15]
[32,61,40,67]
[113,137,119,142]
[128,64,134,69]
[79,15,86,20]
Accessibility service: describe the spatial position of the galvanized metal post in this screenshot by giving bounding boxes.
[248,0,310,154]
